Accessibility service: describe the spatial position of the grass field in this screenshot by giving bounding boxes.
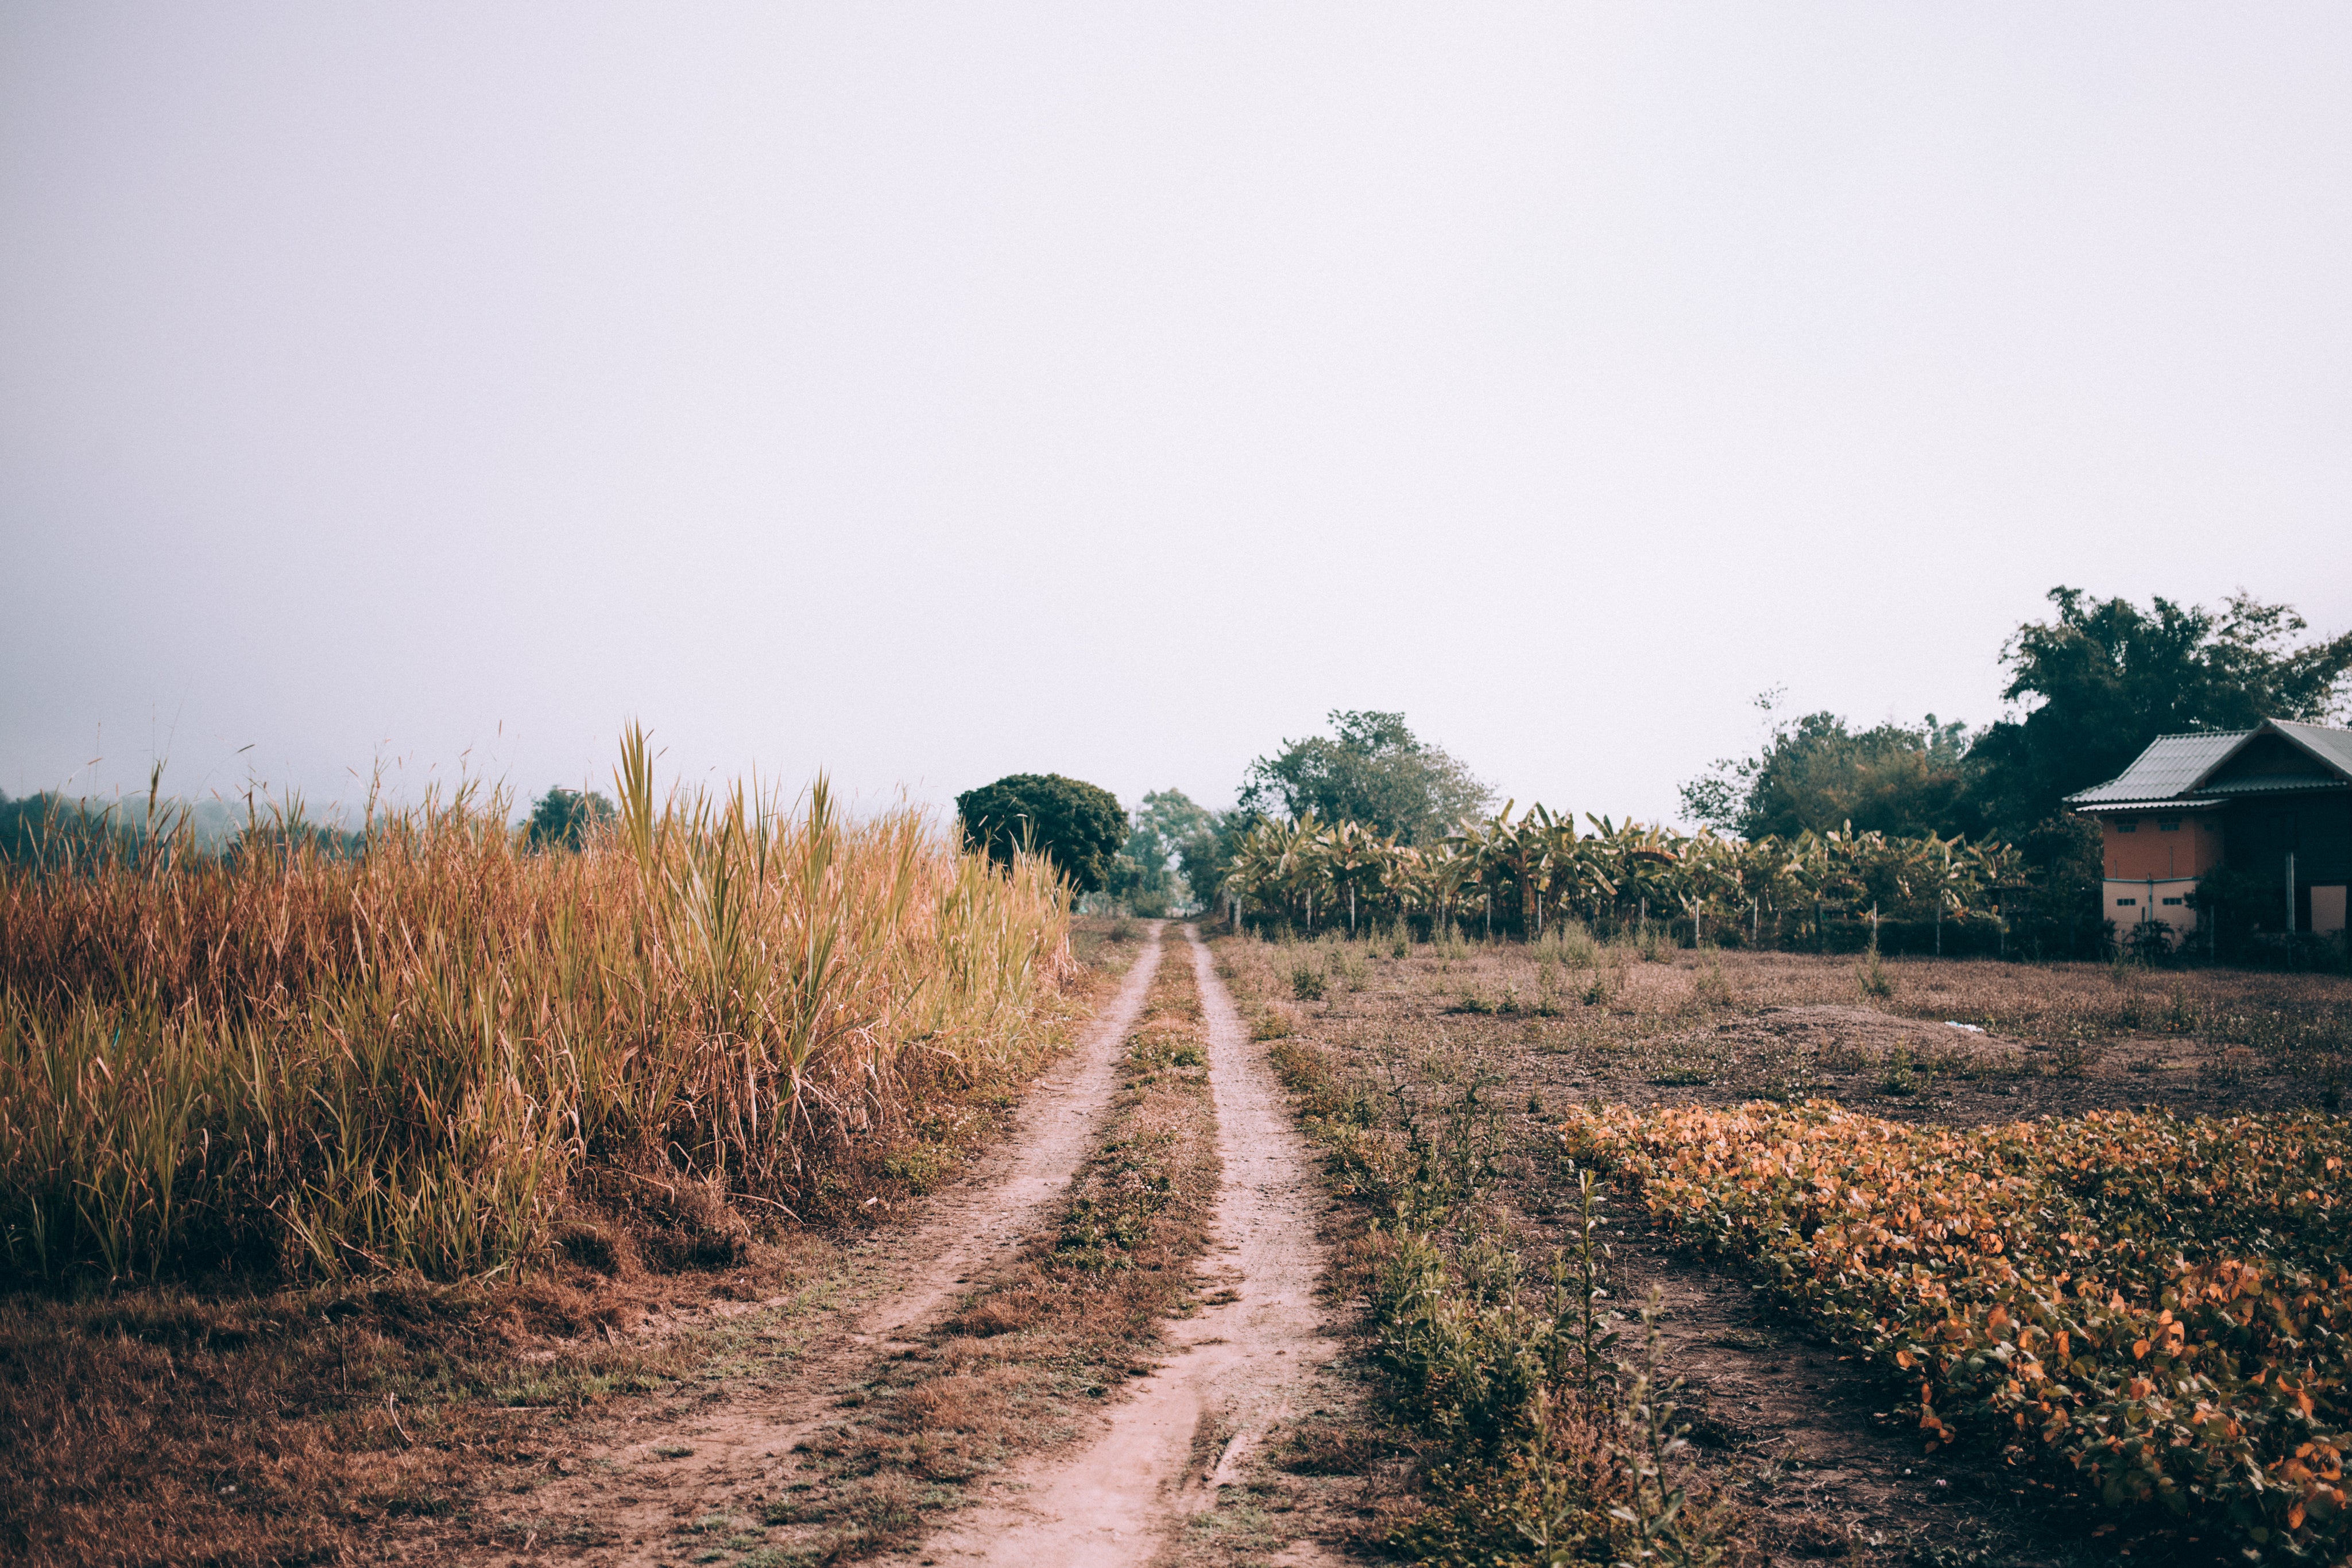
[1216,925,2352,1566]
[1,738,1074,1286]
[0,748,1094,1566]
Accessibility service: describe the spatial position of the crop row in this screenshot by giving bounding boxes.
[1566,1099,2352,1561]
[1222,807,2022,951]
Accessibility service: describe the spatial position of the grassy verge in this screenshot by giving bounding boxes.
[745,936,1222,1563]
[0,923,1131,1568]
[1571,1098,2352,1562]
[2,733,1076,1288]
[1216,934,1748,1568]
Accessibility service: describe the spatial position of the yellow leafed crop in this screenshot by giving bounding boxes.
[1568,1099,2352,1559]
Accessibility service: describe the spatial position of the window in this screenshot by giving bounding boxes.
[2157,819,2180,832]
[2162,897,2183,907]
[2117,897,2137,907]
[2115,820,2138,833]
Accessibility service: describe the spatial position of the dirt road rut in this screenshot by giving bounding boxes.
[906,924,1338,1567]
[461,926,1169,1567]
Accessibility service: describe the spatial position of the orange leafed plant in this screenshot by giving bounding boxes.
[1568,1099,2352,1560]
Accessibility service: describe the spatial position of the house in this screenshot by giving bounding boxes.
[2064,718,2352,939]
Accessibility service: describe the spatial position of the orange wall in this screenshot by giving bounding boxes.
[2102,813,2225,880]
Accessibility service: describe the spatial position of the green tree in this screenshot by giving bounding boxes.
[1681,703,1980,841]
[1969,587,2352,837]
[1174,805,1255,920]
[1105,788,1217,914]
[956,773,1127,895]
[527,786,617,850]
[1237,710,1491,845]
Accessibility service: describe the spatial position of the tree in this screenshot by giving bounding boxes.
[1237,710,1491,845]
[1105,788,1217,914]
[1970,587,2352,838]
[527,786,617,850]
[1681,698,1979,841]
[956,773,1127,894]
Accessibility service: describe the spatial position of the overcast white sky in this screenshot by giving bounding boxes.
[5,5,2347,826]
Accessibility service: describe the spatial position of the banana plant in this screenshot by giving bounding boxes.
[1322,817,1385,935]
[1673,831,1743,946]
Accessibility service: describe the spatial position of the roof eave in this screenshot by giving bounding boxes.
[2068,797,2227,814]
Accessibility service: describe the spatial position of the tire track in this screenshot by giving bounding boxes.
[906,923,1340,1567]
[452,924,1169,1567]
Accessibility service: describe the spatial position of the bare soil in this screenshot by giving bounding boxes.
[899,926,1345,1568]
[388,924,1173,1565]
[1214,936,2352,1566]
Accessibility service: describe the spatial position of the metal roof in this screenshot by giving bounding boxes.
[2065,731,2248,806]
[2271,719,2352,780]
[2201,775,2351,796]
[2065,719,2352,808]
[2071,796,2227,814]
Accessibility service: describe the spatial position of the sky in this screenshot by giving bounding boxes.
[5,5,2348,827]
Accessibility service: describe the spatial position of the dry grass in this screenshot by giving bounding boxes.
[0,1234,857,1566]
[752,940,1222,1562]
[0,941,1128,1568]
[0,738,1097,1566]
[0,730,1075,1284]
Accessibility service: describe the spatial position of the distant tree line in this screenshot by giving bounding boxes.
[0,783,626,870]
[1685,587,2352,844]
[0,791,368,869]
[1678,588,2352,946]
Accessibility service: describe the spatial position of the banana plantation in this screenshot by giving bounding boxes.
[1219,806,2032,955]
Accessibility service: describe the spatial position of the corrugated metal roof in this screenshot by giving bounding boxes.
[2066,731,2248,806]
[2203,775,2351,795]
[2072,796,2227,814]
[2273,719,2352,781]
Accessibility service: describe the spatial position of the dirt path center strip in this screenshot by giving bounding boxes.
[907,923,1340,1568]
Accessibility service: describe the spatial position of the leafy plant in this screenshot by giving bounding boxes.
[1569,1099,2352,1562]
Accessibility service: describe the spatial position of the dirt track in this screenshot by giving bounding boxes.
[449,924,1170,1567]
[899,924,1340,1567]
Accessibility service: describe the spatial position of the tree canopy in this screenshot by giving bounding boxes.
[1237,710,1491,845]
[1681,707,1979,841]
[1103,788,1217,915]
[1681,587,2352,854]
[526,787,616,850]
[1969,587,2352,835]
[955,773,1127,894]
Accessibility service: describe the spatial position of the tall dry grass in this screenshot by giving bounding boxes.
[0,727,1073,1284]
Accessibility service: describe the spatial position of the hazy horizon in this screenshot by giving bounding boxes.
[7,6,2348,826]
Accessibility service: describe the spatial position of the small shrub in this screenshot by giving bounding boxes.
[1542,922,1601,970]
[1250,1009,1295,1041]
[1291,964,1326,1002]
[1856,948,1894,1000]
